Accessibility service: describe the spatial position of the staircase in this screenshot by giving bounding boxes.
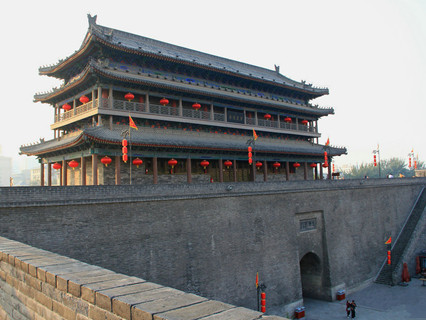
[375,187,426,285]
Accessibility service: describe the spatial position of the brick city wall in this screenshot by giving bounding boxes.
[0,237,286,320]
[0,178,425,315]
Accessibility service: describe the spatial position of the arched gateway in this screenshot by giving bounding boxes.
[299,252,326,299]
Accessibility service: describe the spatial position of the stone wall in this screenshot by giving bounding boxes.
[0,237,286,320]
[0,178,424,315]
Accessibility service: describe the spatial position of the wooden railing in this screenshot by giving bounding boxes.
[54,98,318,134]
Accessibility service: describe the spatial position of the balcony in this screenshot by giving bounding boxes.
[52,98,318,136]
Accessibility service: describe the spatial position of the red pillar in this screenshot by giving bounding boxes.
[187,157,192,183]
[40,163,45,186]
[115,156,121,185]
[62,160,67,186]
[92,154,98,185]
[153,157,158,184]
[47,163,52,186]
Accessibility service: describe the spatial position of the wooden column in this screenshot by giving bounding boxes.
[263,160,268,182]
[97,87,102,108]
[115,156,121,185]
[320,165,324,180]
[178,99,183,117]
[47,163,52,186]
[81,156,86,186]
[315,165,319,180]
[304,162,308,180]
[285,161,290,181]
[40,163,45,186]
[92,154,98,185]
[109,115,113,129]
[251,162,256,182]
[328,162,332,180]
[219,159,224,183]
[146,93,150,113]
[186,157,192,183]
[62,160,67,186]
[109,87,113,109]
[152,157,158,184]
[233,160,237,182]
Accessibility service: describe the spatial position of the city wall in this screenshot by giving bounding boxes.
[0,178,425,315]
[0,237,285,320]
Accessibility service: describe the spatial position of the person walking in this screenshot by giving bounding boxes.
[350,300,357,318]
[346,300,351,318]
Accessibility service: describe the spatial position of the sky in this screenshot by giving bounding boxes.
[0,0,425,170]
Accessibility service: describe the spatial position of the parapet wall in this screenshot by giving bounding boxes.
[0,237,286,320]
[0,178,425,315]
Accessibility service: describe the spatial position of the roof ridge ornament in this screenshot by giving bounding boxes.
[274,64,280,73]
[88,14,97,26]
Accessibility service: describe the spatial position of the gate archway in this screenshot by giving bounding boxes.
[300,252,323,299]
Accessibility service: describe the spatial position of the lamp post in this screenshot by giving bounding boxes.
[373,145,381,178]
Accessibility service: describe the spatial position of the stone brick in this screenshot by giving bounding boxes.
[195,307,262,319]
[155,300,234,320]
[35,290,53,310]
[88,304,107,320]
[25,273,42,291]
[52,299,76,320]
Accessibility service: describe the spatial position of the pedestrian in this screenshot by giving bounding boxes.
[350,300,357,318]
[346,300,351,318]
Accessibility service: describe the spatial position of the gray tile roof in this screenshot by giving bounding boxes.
[20,125,346,157]
[40,15,328,96]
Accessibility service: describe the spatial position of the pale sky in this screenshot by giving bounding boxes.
[1,0,425,169]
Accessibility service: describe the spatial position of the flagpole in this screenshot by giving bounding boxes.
[129,112,132,185]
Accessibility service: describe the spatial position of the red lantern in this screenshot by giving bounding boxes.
[122,154,128,163]
[79,95,89,104]
[52,162,62,170]
[101,156,112,167]
[332,163,335,172]
[62,103,71,111]
[248,146,252,152]
[374,154,377,167]
[122,139,128,147]
[264,114,271,120]
[168,158,178,168]
[248,146,253,165]
[200,160,210,169]
[293,162,301,168]
[301,120,308,125]
[284,117,292,123]
[122,146,128,154]
[160,98,169,106]
[322,163,329,168]
[192,102,201,110]
[124,92,135,101]
[310,163,317,168]
[408,157,411,168]
[68,160,79,170]
[133,158,143,168]
[256,162,263,169]
[273,162,281,169]
[224,160,232,169]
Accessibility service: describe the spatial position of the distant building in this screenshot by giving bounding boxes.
[21,14,346,186]
[0,156,12,186]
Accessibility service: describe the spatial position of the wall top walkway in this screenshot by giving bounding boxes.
[0,236,286,320]
[1,178,425,208]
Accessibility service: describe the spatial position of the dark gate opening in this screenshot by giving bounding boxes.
[300,252,323,299]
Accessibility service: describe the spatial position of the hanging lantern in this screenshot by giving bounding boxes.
[122,139,128,147]
[322,163,329,168]
[324,151,328,168]
[62,103,71,111]
[273,162,281,169]
[264,114,271,120]
[168,158,178,168]
[122,146,128,154]
[79,95,89,104]
[301,120,309,125]
[52,162,62,170]
[293,162,301,168]
[192,102,201,110]
[255,161,263,170]
[332,163,335,172]
[133,158,143,168]
[160,98,169,106]
[124,92,135,101]
[200,160,210,169]
[284,117,292,123]
[122,154,128,163]
[68,160,79,170]
[310,163,317,168]
[373,154,377,167]
[101,156,112,167]
[408,157,412,168]
[224,160,232,169]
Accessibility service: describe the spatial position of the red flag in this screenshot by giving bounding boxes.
[129,116,138,130]
[385,236,391,244]
[253,129,258,141]
[325,138,330,146]
[256,272,259,288]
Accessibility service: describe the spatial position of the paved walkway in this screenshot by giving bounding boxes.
[270,278,425,320]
